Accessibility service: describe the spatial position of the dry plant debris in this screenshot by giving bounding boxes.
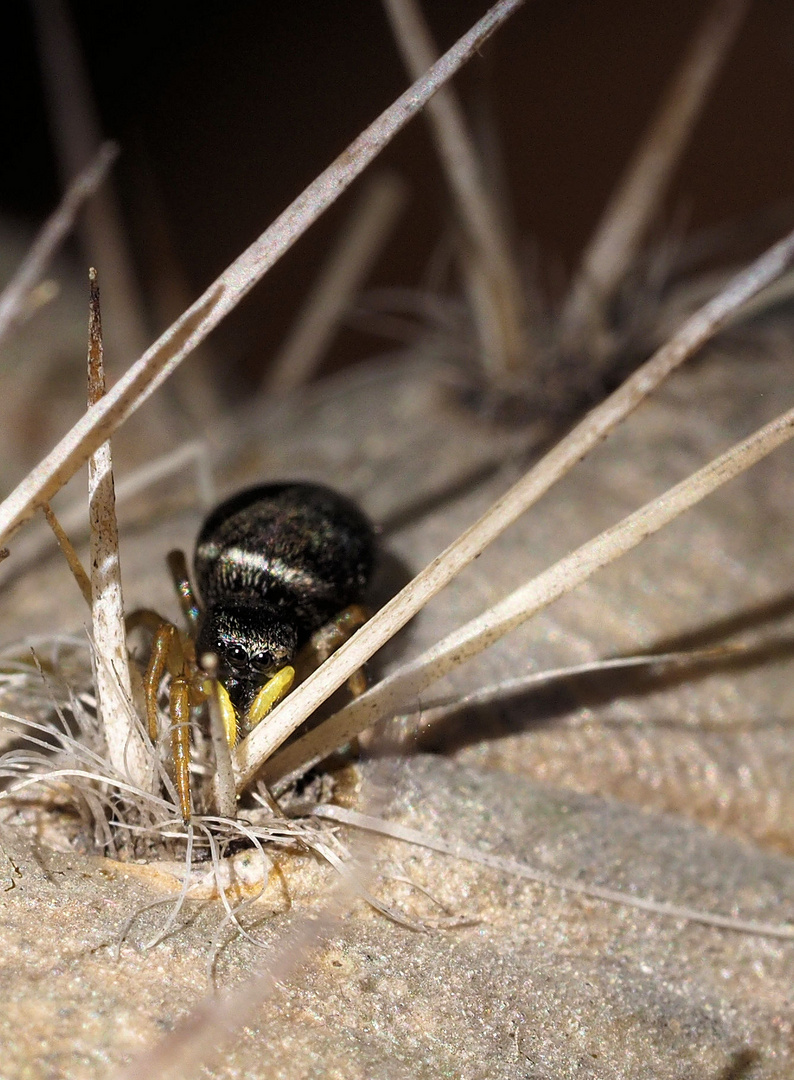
[0,0,793,1076]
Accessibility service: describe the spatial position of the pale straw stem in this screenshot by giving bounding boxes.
[560,0,748,342]
[232,224,794,790]
[383,0,531,376]
[0,0,527,551]
[265,172,407,394]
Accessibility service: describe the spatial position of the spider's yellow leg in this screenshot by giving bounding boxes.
[310,604,368,662]
[244,666,295,733]
[166,549,201,633]
[346,667,368,698]
[170,675,192,823]
[309,603,369,698]
[143,622,178,742]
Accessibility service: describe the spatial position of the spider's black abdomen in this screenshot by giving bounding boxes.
[195,482,375,645]
[193,482,375,716]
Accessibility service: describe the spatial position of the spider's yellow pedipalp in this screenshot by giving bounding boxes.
[214,680,238,748]
[246,666,295,732]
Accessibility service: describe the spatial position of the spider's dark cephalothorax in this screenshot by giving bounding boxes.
[140,481,376,822]
[193,481,376,719]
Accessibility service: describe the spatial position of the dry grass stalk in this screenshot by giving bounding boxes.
[86,269,148,788]
[383,0,531,378]
[232,222,794,790]
[315,805,794,940]
[265,172,408,394]
[204,654,237,821]
[31,0,148,362]
[384,644,744,740]
[0,0,526,553]
[559,0,749,346]
[40,502,92,607]
[0,281,223,552]
[0,141,117,348]
[0,440,214,591]
[271,396,794,783]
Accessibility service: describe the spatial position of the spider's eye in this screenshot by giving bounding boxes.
[222,643,249,670]
[250,651,275,674]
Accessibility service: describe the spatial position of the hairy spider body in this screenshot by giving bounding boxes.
[142,481,375,822]
[194,482,375,721]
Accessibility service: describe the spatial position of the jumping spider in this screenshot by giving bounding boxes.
[134,482,375,822]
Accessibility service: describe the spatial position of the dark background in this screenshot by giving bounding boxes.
[3,0,794,391]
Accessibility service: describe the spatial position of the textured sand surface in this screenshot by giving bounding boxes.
[1,346,794,1077]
